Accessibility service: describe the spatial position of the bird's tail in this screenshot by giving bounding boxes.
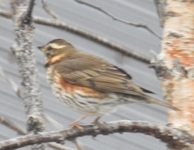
[140,94,178,111]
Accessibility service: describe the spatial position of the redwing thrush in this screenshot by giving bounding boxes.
[38,39,176,127]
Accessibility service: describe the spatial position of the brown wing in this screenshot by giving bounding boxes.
[54,54,152,96]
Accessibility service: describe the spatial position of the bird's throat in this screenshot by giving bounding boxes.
[45,53,66,68]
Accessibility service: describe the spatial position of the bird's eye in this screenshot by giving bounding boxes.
[47,46,52,51]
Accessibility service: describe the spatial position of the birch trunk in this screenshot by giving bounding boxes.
[158,0,194,136]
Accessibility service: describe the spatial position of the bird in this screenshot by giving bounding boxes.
[38,39,177,128]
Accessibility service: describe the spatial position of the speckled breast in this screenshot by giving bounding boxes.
[46,66,120,115]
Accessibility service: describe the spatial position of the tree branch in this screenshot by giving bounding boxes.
[0,115,74,150]
[154,0,165,27]
[35,17,150,64]
[0,115,25,135]
[0,10,150,64]
[0,120,193,150]
[0,10,11,18]
[0,62,76,150]
[41,0,60,20]
[45,114,85,150]
[10,0,44,149]
[74,0,161,39]
[0,64,21,97]
[48,143,75,150]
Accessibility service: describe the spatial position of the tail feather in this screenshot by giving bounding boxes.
[142,94,178,111]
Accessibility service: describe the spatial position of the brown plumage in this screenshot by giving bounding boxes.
[38,39,177,127]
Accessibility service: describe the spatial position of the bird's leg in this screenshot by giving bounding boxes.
[70,112,94,131]
[91,116,107,128]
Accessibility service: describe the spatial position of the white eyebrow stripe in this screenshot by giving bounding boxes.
[49,43,67,49]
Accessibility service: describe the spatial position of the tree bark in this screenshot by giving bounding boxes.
[157,0,194,135]
[11,0,45,149]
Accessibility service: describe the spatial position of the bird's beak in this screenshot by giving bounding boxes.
[37,46,43,51]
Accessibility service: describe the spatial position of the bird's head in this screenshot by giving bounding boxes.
[38,39,75,58]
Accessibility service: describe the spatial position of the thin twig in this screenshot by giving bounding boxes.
[0,10,11,18]
[44,114,64,129]
[0,64,21,97]
[74,0,161,39]
[48,143,75,150]
[0,115,25,135]
[0,120,193,150]
[72,139,84,150]
[154,0,165,27]
[0,10,150,64]
[41,0,60,20]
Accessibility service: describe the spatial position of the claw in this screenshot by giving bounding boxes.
[91,116,106,128]
[70,112,96,131]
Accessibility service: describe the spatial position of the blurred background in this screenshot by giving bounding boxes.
[0,0,167,149]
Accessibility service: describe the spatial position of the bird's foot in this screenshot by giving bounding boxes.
[91,117,107,128]
[70,121,84,131]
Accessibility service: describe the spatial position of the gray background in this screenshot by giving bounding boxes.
[0,0,168,149]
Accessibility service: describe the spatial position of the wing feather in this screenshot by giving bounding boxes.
[54,54,152,96]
